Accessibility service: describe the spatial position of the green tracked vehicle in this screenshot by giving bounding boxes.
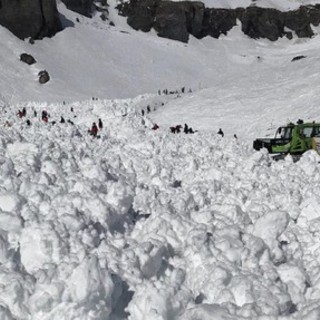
[253,121,320,160]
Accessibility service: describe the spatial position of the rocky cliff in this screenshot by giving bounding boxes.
[118,1,320,43]
[0,0,62,40]
[61,0,94,17]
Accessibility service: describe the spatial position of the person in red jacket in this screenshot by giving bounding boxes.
[89,122,98,137]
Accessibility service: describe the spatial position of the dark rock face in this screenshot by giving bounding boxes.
[201,8,237,38]
[0,0,62,40]
[38,70,50,84]
[61,0,94,17]
[20,53,37,65]
[118,0,320,43]
[154,1,190,42]
[124,0,158,32]
[239,7,285,41]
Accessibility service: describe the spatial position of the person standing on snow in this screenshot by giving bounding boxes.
[89,122,98,137]
[98,118,103,129]
[217,128,224,137]
[42,110,49,122]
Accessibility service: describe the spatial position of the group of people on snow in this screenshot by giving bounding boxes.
[13,107,104,139]
[13,106,237,141]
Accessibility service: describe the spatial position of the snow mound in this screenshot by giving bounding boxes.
[0,97,319,319]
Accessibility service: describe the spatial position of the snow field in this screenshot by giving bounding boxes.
[0,96,320,319]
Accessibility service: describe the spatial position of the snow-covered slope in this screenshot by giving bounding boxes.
[2,1,320,319]
[1,2,320,140]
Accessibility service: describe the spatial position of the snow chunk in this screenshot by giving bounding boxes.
[252,210,289,260]
[0,192,23,213]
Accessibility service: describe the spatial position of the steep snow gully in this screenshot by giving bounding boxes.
[1,96,320,320]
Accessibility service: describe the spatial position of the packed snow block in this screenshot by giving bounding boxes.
[298,197,320,226]
[277,262,308,304]
[135,241,167,278]
[67,256,114,314]
[252,210,289,261]
[0,210,23,232]
[0,0,62,40]
[0,192,23,213]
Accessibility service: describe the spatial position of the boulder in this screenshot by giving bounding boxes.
[38,70,50,84]
[20,53,37,65]
[0,0,62,40]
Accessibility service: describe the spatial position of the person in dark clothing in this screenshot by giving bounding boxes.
[22,107,26,117]
[170,125,182,133]
[188,127,195,134]
[184,124,189,134]
[217,128,224,137]
[26,119,31,126]
[42,110,48,123]
[152,123,159,130]
[89,122,98,137]
[234,134,238,140]
[70,107,74,112]
[60,116,65,123]
[34,110,37,117]
[98,118,103,129]
[141,109,145,116]
[147,105,151,113]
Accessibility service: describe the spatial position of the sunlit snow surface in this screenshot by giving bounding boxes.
[0,96,320,320]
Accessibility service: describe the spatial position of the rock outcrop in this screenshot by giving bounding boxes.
[61,0,94,17]
[60,0,109,18]
[0,0,62,40]
[118,0,320,43]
